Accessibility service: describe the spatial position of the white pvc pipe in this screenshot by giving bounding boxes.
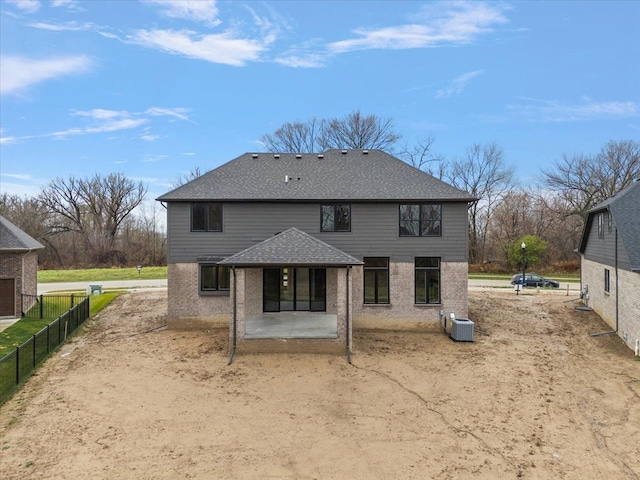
[635,339,639,357]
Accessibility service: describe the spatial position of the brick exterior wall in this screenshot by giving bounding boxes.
[582,257,640,353]
[167,263,231,329]
[351,261,468,329]
[0,251,39,318]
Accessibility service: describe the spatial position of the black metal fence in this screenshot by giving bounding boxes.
[21,293,82,319]
[0,295,90,405]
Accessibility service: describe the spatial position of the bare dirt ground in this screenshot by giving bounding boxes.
[1,290,639,480]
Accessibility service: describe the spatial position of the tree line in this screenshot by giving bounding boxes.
[2,110,638,272]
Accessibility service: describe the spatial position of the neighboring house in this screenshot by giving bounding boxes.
[578,180,640,354]
[157,149,474,355]
[0,215,44,318]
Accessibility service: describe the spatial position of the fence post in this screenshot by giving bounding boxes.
[47,324,50,353]
[71,294,74,309]
[33,335,37,367]
[39,295,44,319]
[15,346,20,385]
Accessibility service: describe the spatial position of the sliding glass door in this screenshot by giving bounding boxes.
[263,268,326,312]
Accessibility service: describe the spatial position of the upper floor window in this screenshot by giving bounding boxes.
[399,204,441,237]
[200,264,230,294]
[607,212,613,233]
[597,213,604,238]
[321,204,351,232]
[192,203,222,232]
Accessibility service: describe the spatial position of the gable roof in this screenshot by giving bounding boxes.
[0,215,44,251]
[217,228,363,267]
[579,180,640,271]
[157,149,474,203]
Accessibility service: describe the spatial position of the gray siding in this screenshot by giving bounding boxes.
[166,201,469,263]
[583,212,632,271]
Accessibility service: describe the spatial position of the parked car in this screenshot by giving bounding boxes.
[510,273,560,288]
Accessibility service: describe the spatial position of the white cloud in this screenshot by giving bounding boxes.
[435,69,484,99]
[1,106,193,143]
[0,55,93,95]
[28,20,95,31]
[5,0,40,13]
[328,1,508,53]
[507,97,639,122]
[143,0,221,26]
[146,107,192,122]
[130,28,270,66]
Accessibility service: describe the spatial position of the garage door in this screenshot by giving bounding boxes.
[0,279,15,317]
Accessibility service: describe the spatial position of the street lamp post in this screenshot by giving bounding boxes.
[521,242,527,290]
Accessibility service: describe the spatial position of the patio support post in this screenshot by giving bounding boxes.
[346,266,352,364]
[228,266,237,365]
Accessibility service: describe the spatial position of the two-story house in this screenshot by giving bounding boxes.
[157,149,474,357]
[578,180,640,354]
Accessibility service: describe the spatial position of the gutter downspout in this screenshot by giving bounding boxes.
[228,266,237,365]
[346,266,352,365]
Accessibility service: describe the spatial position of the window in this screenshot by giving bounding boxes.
[364,257,389,304]
[607,212,613,233]
[263,268,326,312]
[191,203,222,232]
[200,264,230,294]
[321,204,351,232]
[597,213,604,238]
[399,204,441,237]
[604,269,610,293]
[415,257,440,304]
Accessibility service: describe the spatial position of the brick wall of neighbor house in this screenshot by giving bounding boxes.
[22,251,39,297]
[232,267,347,354]
[582,258,617,330]
[582,257,640,353]
[0,252,24,317]
[618,269,640,352]
[351,261,468,329]
[167,263,231,329]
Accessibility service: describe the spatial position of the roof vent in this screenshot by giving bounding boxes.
[341,150,348,154]
[317,154,324,159]
[296,154,302,159]
[285,175,289,183]
[362,150,369,154]
[252,153,258,159]
[274,154,280,159]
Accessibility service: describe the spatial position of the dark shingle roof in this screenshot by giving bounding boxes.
[157,149,474,202]
[0,215,44,251]
[580,181,640,271]
[217,228,363,267]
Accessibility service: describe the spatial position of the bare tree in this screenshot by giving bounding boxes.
[40,173,146,265]
[261,118,323,153]
[260,110,401,153]
[318,110,401,151]
[542,139,640,219]
[398,134,447,179]
[171,166,203,189]
[446,142,515,264]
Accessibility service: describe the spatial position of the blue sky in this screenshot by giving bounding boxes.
[1,0,639,202]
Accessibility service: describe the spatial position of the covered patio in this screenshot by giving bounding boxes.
[245,312,338,339]
[217,228,363,362]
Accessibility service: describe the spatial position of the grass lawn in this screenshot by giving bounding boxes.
[38,266,167,283]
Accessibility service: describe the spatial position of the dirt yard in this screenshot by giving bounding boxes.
[1,289,639,480]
